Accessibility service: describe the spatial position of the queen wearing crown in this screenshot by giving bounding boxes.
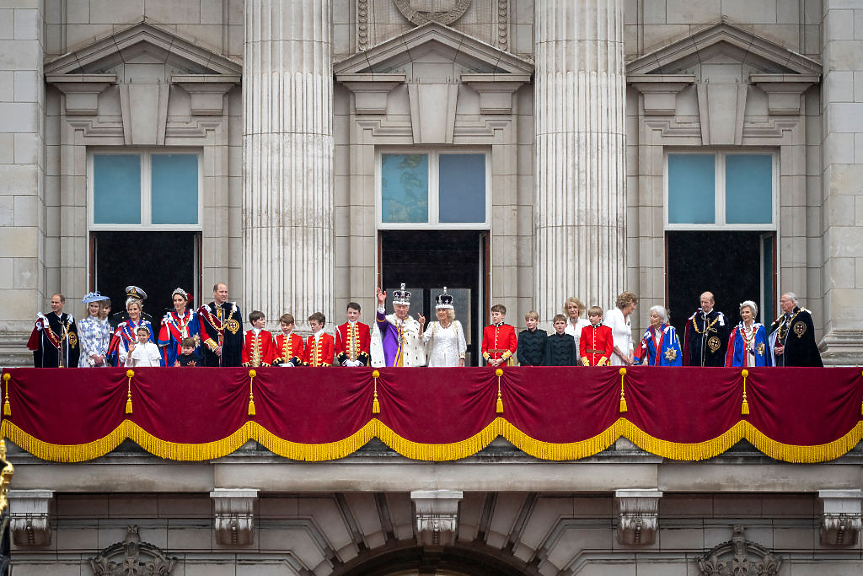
[421,288,467,367]
[371,284,426,367]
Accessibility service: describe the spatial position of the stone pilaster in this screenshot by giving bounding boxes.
[243,0,334,328]
[0,0,45,364]
[819,0,863,364]
[533,0,626,318]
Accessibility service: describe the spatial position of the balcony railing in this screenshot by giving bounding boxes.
[2,366,861,463]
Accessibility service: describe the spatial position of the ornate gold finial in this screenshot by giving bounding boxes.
[0,439,15,513]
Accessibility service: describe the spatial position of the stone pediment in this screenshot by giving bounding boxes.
[627,19,821,76]
[334,21,533,78]
[44,20,242,77]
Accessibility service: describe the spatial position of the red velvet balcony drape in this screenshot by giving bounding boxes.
[2,366,861,463]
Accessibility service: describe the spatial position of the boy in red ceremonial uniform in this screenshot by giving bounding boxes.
[481,304,517,367]
[304,312,335,367]
[335,302,371,366]
[241,310,276,367]
[580,306,613,366]
[273,313,304,367]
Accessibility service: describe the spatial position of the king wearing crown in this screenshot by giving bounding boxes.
[370,284,426,367]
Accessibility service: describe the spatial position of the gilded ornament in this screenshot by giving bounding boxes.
[756,342,765,357]
[793,320,806,338]
[664,347,678,362]
[226,318,241,335]
[707,336,721,353]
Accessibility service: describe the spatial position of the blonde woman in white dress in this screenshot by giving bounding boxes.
[604,291,638,366]
[421,288,467,367]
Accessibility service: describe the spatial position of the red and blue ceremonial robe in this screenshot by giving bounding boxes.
[725,322,771,367]
[107,318,160,367]
[634,324,683,366]
[158,310,200,367]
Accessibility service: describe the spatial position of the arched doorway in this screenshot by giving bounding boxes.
[332,543,537,576]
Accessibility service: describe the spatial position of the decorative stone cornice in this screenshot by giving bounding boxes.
[335,73,406,115]
[46,74,116,116]
[8,490,53,547]
[697,525,782,576]
[461,73,531,115]
[750,74,820,116]
[173,75,241,116]
[819,489,862,546]
[627,74,695,116]
[615,489,662,545]
[211,488,258,546]
[411,490,463,546]
[91,525,176,576]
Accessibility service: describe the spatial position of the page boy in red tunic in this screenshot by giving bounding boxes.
[241,310,276,367]
[481,304,517,367]
[580,306,613,366]
[273,313,304,367]
[304,312,335,367]
[335,302,371,366]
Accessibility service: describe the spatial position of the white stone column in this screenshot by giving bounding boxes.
[819,0,863,364]
[243,0,334,327]
[533,0,626,318]
[0,0,45,361]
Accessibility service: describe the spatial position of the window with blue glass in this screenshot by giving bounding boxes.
[91,151,201,228]
[379,151,489,228]
[381,154,429,224]
[666,151,774,228]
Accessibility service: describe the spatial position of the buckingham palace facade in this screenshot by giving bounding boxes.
[3,1,863,576]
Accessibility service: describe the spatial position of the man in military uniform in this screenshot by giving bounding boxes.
[109,286,153,328]
[769,292,823,367]
[683,291,730,367]
[197,282,244,367]
[27,293,80,368]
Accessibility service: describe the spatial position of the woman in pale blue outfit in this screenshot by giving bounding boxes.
[77,291,112,367]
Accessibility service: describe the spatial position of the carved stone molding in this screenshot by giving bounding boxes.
[211,488,258,546]
[411,490,463,546]
[46,74,116,116]
[394,0,471,26]
[8,490,53,547]
[615,489,662,546]
[336,73,407,115]
[750,74,819,116]
[697,525,782,576]
[173,74,241,116]
[461,73,531,115]
[91,525,177,576]
[627,74,695,116]
[819,489,862,546]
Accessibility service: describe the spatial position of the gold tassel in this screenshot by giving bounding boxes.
[741,369,749,415]
[618,368,627,413]
[2,373,10,416]
[495,368,504,414]
[372,370,380,414]
[125,369,134,414]
[248,369,256,417]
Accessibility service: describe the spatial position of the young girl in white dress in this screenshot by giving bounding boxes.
[421,288,468,367]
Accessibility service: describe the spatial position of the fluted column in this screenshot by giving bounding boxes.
[533,0,626,318]
[244,0,334,327]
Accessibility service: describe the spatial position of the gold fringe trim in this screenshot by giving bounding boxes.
[126,421,254,461]
[500,418,621,460]
[376,419,500,461]
[251,420,378,461]
[742,420,863,464]
[0,419,129,463]
[4,417,863,464]
[622,420,747,461]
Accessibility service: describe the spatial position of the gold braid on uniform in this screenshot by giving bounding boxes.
[777,309,801,341]
[691,313,721,334]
